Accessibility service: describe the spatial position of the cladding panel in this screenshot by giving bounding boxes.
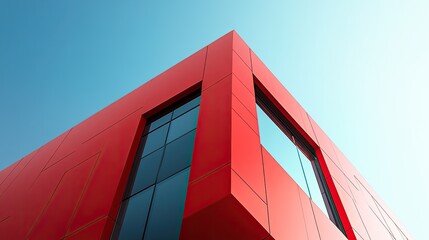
[0,31,410,240]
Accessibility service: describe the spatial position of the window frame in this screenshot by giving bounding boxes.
[112,91,200,239]
[255,86,346,235]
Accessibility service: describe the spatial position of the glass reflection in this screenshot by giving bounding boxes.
[158,130,196,182]
[172,96,200,119]
[257,104,329,217]
[257,106,308,193]
[148,112,172,133]
[114,94,200,240]
[297,147,329,216]
[141,124,169,157]
[144,169,190,240]
[130,148,164,196]
[167,106,199,143]
[117,186,154,240]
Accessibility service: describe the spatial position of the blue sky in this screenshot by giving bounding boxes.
[1,0,427,238]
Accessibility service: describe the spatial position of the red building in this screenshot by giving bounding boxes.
[0,31,411,239]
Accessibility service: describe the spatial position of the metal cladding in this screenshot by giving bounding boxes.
[0,31,411,240]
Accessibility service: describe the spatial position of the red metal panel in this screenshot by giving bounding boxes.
[28,154,98,239]
[231,110,266,202]
[316,149,356,239]
[231,31,252,69]
[231,170,269,231]
[183,164,231,219]
[202,32,233,90]
[351,177,405,239]
[0,161,19,188]
[299,111,318,147]
[0,157,26,198]
[354,178,382,219]
[315,149,357,240]
[0,131,68,202]
[232,94,259,134]
[182,163,269,239]
[181,194,269,240]
[0,138,91,239]
[321,150,354,198]
[47,47,206,167]
[232,73,257,118]
[0,154,68,239]
[0,30,411,239]
[44,134,104,176]
[311,201,348,240]
[68,112,141,233]
[263,147,308,240]
[64,216,114,240]
[334,177,370,240]
[298,188,322,240]
[308,115,340,166]
[332,143,361,181]
[189,75,232,183]
[232,51,253,91]
[355,202,394,240]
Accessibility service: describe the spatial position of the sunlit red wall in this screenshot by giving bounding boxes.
[0,31,411,240]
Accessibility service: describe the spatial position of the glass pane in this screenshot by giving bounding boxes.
[297,148,329,216]
[157,130,196,182]
[144,168,190,240]
[118,186,154,240]
[130,148,164,196]
[148,112,172,133]
[167,107,199,143]
[172,96,200,119]
[141,124,169,157]
[257,106,308,194]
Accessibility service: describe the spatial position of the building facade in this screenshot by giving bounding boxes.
[0,31,411,239]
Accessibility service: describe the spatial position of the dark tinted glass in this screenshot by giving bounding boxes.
[148,112,172,132]
[144,168,190,240]
[130,148,164,196]
[172,96,201,119]
[167,107,199,143]
[157,130,196,182]
[117,186,154,240]
[115,94,200,240]
[141,124,169,157]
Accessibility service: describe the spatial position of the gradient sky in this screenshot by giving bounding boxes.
[1,1,427,238]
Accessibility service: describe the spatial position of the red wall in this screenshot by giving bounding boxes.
[0,31,411,240]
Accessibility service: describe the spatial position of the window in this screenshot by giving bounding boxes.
[112,94,200,240]
[256,88,345,235]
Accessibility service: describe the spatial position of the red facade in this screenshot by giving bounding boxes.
[0,31,411,239]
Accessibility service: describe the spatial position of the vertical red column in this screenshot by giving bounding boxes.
[181,31,270,239]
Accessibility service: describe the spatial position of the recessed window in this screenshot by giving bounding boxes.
[112,93,200,240]
[130,148,163,196]
[167,106,199,143]
[141,124,169,158]
[256,87,345,235]
[116,186,154,240]
[158,130,196,182]
[143,168,191,239]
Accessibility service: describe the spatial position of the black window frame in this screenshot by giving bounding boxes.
[112,91,200,240]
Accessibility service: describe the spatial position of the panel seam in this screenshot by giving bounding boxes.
[230,168,266,204]
[259,145,271,234]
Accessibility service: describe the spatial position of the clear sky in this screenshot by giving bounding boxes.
[1,0,427,238]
